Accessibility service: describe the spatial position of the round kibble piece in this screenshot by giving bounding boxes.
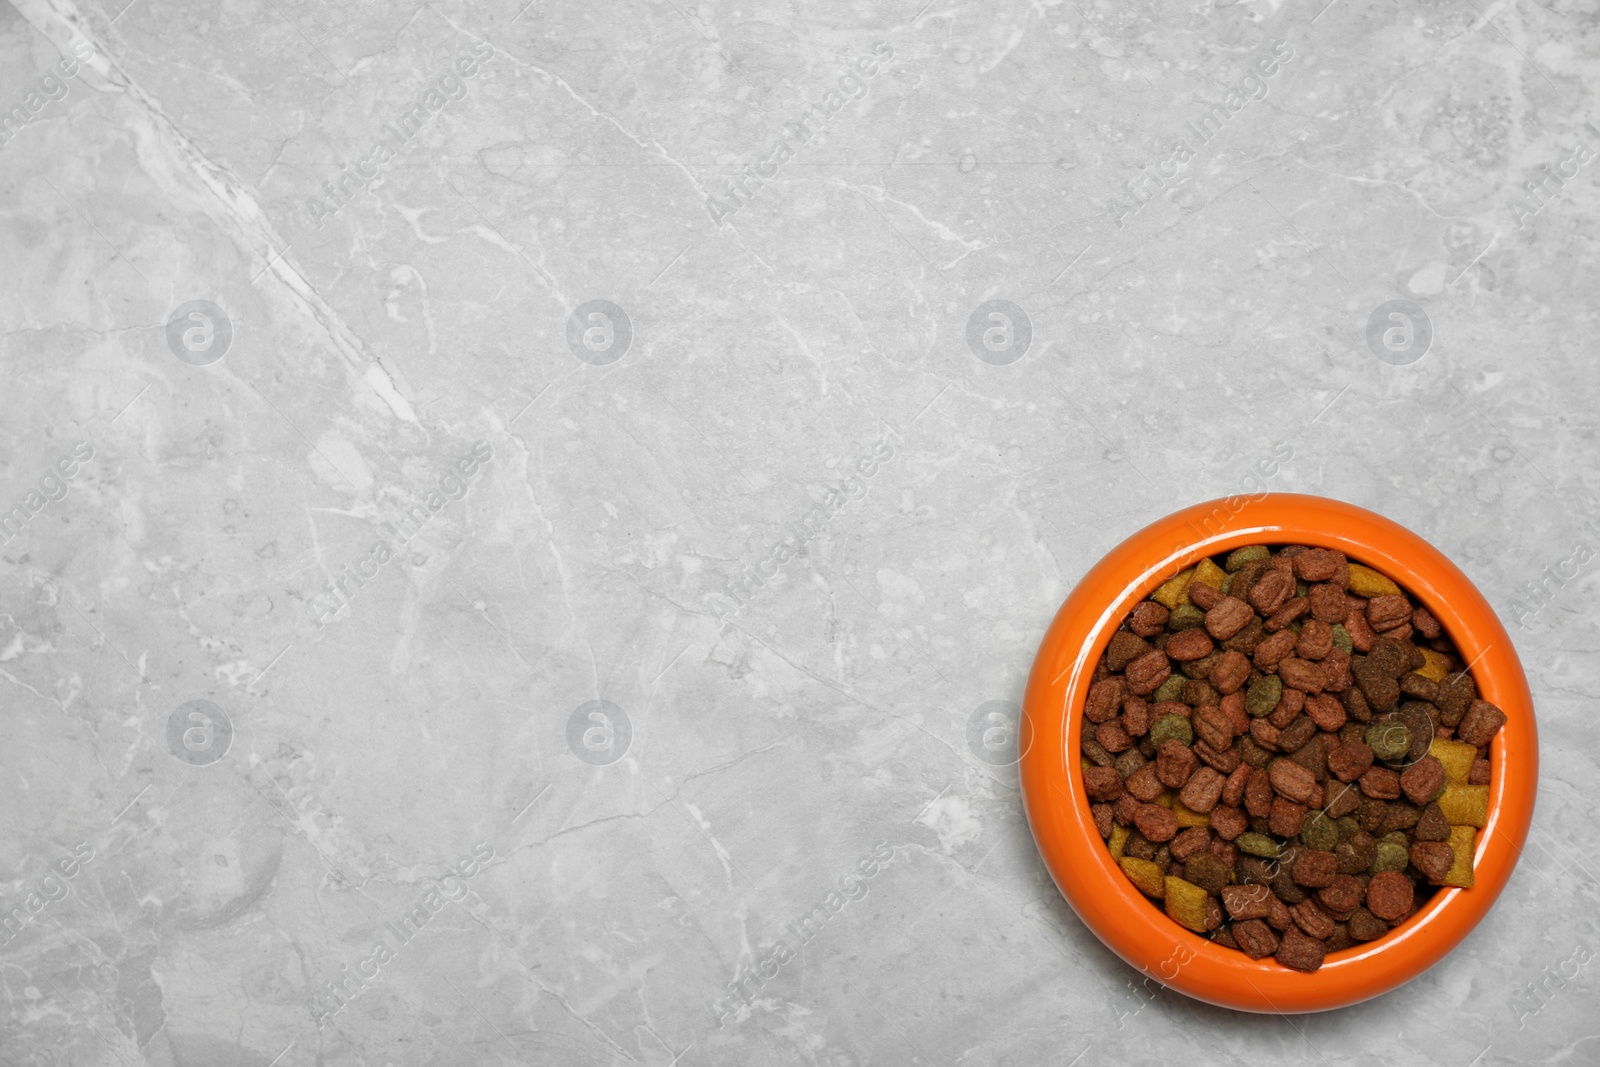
[1235,832,1281,859]
[1292,849,1338,888]
[1348,907,1389,941]
[1366,720,1410,761]
[1318,874,1364,914]
[1366,870,1415,922]
[1149,714,1193,749]
[1134,803,1179,843]
[1400,756,1446,805]
[1410,840,1455,882]
[1275,927,1327,973]
[1233,918,1280,959]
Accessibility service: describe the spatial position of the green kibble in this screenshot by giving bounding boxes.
[1150,713,1193,748]
[1153,676,1187,704]
[1168,604,1206,631]
[1372,837,1411,873]
[1226,545,1270,572]
[1366,720,1411,761]
[1332,624,1353,653]
[1245,675,1283,718]
[1336,815,1360,841]
[1300,812,1338,851]
[1296,580,1309,597]
[1236,832,1281,859]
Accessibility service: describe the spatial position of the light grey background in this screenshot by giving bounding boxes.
[1,0,1596,1064]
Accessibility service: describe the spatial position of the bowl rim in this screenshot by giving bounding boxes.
[1018,492,1538,1013]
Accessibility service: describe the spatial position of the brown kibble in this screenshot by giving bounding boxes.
[1209,650,1252,695]
[1106,631,1153,672]
[1125,649,1172,695]
[1156,738,1199,789]
[1095,720,1134,753]
[1193,705,1234,751]
[1469,758,1491,786]
[1211,803,1248,841]
[1166,629,1216,662]
[1245,768,1275,817]
[1309,582,1349,623]
[1221,882,1274,920]
[1264,597,1311,633]
[1180,766,1226,813]
[1182,851,1232,894]
[1457,700,1507,747]
[1348,907,1390,941]
[1093,803,1114,838]
[1359,766,1402,800]
[1365,870,1414,922]
[1317,874,1365,915]
[1134,803,1179,843]
[1275,927,1327,973]
[1123,696,1152,737]
[1296,619,1335,661]
[1086,678,1125,723]
[1293,548,1344,582]
[1254,629,1298,672]
[1345,604,1377,652]
[1233,918,1280,959]
[1415,802,1450,841]
[1222,763,1252,807]
[1412,606,1442,639]
[1084,765,1123,801]
[1126,762,1164,802]
[1278,716,1318,754]
[1205,597,1254,640]
[1268,759,1320,805]
[1248,568,1296,615]
[1129,601,1170,637]
[1366,594,1412,632]
[1278,657,1326,693]
[1195,739,1242,774]
[1290,899,1335,940]
[1410,840,1455,882]
[1269,797,1308,837]
[1170,826,1212,861]
[1187,580,1224,610]
[1400,756,1446,805]
[1114,795,1141,825]
[1305,693,1348,733]
[1293,849,1339,888]
[1326,739,1375,784]
[1270,688,1306,728]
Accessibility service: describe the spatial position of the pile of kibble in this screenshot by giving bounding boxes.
[1080,544,1506,973]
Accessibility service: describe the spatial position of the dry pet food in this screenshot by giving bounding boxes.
[1082,544,1506,972]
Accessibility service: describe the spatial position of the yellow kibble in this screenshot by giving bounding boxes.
[1437,784,1489,828]
[1153,567,1196,609]
[1120,857,1166,898]
[1154,790,1175,809]
[1417,648,1451,683]
[1430,738,1477,785]
[1110,823,1131,861]
[1437,825,1477,888]
[1080,756,1092,775]
[1171,797,1211,828]
[1186,558,1227,602]
[1164,876,1210,933]
[1348,563,1403,598]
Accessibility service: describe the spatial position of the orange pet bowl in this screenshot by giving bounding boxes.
[1019,494,1537,1013]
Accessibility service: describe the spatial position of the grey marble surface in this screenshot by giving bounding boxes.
[1,0,1597,1064]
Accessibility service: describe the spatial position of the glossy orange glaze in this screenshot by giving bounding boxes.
[1019,494,1537,1012]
